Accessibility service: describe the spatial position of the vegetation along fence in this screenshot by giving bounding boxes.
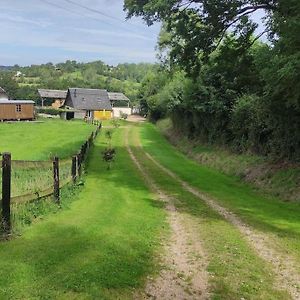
[0,121,102,233]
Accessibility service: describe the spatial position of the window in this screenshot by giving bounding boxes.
[16,104,22,112]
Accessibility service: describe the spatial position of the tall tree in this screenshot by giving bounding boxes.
[124,0,279,75]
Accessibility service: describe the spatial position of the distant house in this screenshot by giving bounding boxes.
[61,88,113,120]
[38,89,67,108]
[15,71,24,78]
[0,87,8,100]
[108,92,132,118]
[0,100,35,121]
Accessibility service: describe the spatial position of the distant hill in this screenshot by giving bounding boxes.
[0,66,13,71]
[0,60,157,103]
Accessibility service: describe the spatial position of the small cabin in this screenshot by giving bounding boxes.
[0,100,35,121]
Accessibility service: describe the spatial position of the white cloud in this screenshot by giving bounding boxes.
[0,0,160,65]
[0,12,52,27]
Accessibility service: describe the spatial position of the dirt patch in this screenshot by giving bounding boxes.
[127,115,146,123]
[125,130,210,300]
[145,151,300,300]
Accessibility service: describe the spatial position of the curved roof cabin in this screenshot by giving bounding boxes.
[0,100,35,121]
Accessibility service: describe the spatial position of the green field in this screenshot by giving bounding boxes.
[0,119,95,160]
[0,120,298,299]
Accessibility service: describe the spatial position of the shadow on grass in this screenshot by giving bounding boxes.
[0,221,154,298]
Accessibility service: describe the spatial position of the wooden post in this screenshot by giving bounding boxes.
[81,144,85,159]
[72,156,77,183]
[2,153,11,233]
[77,153,82,176]
[53,156,60,203]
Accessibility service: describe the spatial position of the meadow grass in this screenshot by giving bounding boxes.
[140,123,300,266]
[156,118,300,202]
[0,159,72,197]
[0,127,166,299]
[0,118,94,197]
[129,124,289,299]
[0,118,95,160]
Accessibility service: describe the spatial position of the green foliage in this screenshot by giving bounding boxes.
[120,112,128,119]
[125,0,278,76]
[125,0,300,161]
[36,107,61,115]
[0,60,157,104]
[102,147,116,170]
[0,72,19,99]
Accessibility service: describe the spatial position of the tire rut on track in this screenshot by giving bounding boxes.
[125,129,210,300]
[143,150,300,300]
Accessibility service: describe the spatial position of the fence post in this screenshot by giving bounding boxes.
[72,156,77,183]
[77,152,82,177]
[53,156,60,203]
[2,152,11,233]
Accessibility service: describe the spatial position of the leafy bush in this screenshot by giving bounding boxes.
[36,107,60,115]
[120,112,128,120]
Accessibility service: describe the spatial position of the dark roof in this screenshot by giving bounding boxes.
[0,100,34,104]
[38,89,67,99]
[66,88,112,111]
[108,92,130,101]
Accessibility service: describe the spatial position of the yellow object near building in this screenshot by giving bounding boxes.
[94,110,112,120]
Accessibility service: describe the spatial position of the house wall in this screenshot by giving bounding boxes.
[94,110,112,120]
[0,104,34,120]
[112,107,132,118]
[74,111,86,119]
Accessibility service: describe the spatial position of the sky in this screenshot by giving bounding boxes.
[0,0,161,66]
[0,1,267,67]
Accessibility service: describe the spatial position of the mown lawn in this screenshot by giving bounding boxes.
[140,123,300,267]
[0,127,166,299]
[0,118,95,160]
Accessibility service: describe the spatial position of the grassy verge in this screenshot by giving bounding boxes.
[157,118,300,202]
[129,124,289,299]
[0,118,95,160]
[140,123,300,267]
[0,127,166,299]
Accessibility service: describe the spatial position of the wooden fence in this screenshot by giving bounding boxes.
[0,122,102,233]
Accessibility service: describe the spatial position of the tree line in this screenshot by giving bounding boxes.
[0,60,156,104]
[125,0,300,161]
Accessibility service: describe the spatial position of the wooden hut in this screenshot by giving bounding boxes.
[0,100,35,121]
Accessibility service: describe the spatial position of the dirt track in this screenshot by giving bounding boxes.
[125,129,210,300]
